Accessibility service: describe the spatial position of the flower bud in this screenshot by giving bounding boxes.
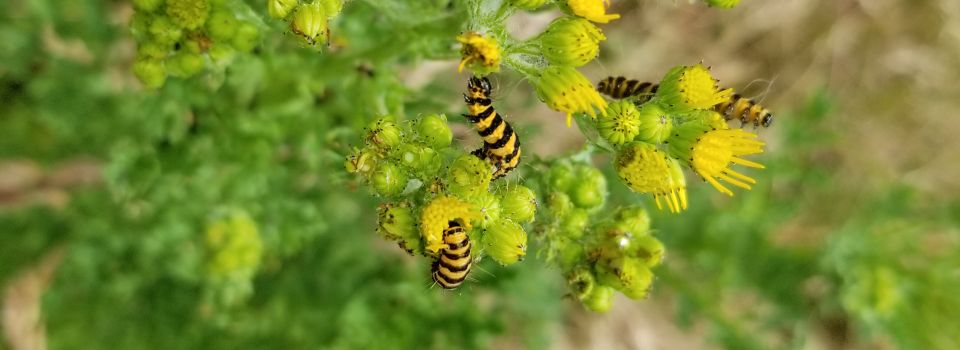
[208,43,236,66]
[268,0,299,19]
[232,22,260,53]
[320,0,344,16]
[149,16,184,46]
[498,185,537,223]
[547,162,575,193]
[657,64,733,111]
[583,285,614,312]
[206,10,237,41]
[484,220,527,265]
[539,17,605,67]
[470,192,501,229]
[511,0,548,10]
[137,40,170,60]
[370,162,408,197]
[560,208,590,239]
[636,101,673,144]
[597,100,641,146]
[291,2,329,45]
[679,109,728,130]
[564,0,620,24]
[570,165,606,209]
[166,0,212,30]
[133,58,167,89]
[630,234,664,268]
[554,237,585,270]
[205,211,263,279]
[395,143,441,178]
[377,202,421,255]
[534,66,607,127]
[567,267,596,301]
[367,119,403,149]
[416,114,452,149]
[597,257,653,299]
[420,196,479,253]
[166,52,206,78]
[444,154,493,198]
[545,191,573,217]
[457,32,501,74]
[345,147,375,174]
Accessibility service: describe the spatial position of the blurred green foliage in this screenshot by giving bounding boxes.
[2,1,958,350]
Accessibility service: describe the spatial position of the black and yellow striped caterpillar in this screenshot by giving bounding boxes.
[596,76,774,128]
[463,76,521,179]
[431,221,472,289]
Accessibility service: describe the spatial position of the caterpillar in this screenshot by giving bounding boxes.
[463,76,522,179]
[431,221,472,289]
[596,76,774,128]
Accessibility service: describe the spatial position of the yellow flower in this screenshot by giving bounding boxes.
[534,66,608,127]
[420,196,480,253]
[457,32,501,74]
[615,142,687,213]
[567,0,620,24]
[597,100,641,146]
[658,64,733,111]
[668,123,764,196]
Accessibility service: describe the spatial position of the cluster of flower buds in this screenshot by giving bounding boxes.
[594,64,766,212]
[130,0,261,88]
[267,0,344,47]
[537,160,664,312]
[346,115,537,269]
[203,210,263,308]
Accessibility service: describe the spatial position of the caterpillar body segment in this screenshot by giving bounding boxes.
[431,221,473,289]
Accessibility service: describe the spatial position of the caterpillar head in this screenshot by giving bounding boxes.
[596,78,608,92]
[468,76,492,97]
[761,113,774,128]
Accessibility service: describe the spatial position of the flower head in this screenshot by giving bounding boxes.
[534,66,608,127]
[484,220,528,266]
[539,17,606,67]
[636,101,673,144]
[668,124,765,196]
[457,32,501,74]
[166,0,211,30]
[498,185,537,223]
[566,0,620,24]
[420,196,479,253]
[597,100,641,145]
[291,2,329,45]
[657,64,733,111]
[377,202,421,255]
[615,142,688,213]
[444,154,493,198]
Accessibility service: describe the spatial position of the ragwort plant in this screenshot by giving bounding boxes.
[342,0,770,312]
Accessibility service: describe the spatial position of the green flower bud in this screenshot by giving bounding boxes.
[583,285,615,313]
[206,10,237,41]
[205,211,263,279]
[553,237,585,270]
[133,0,164,12]
[377,202,421,255]
[367,119,403,149]
[614,206,651,234]
[166,0,211,30]
[166,52,206,78]
[630,234,664,268]
[149,16,183,46]
[469,191,501,229]
[567,267,596,301]
[291,2,328,45]
[345,147,376,174]
[678,109,728,130]
[484,220,527,265]
[370,162,408,197]
[538,17,605,67]
[268,0,299,19]
[545,191,573,217]
[498,185,537,223]
[511,0,549,10]
[130,13,152,40]
[597,257,652,299]
[232,22,259,53]
[560,208,589,239]
[133,58,167,89]
[445,154,493,198]
[320,0,344,16]
[635,101,673,144]
[208,42,236,66]
[570,165,606,209]
[547,162,576,192]
[416,114,453,149]
[597,100,641,146]
[137,40,170,60]
[395,143,441,178]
